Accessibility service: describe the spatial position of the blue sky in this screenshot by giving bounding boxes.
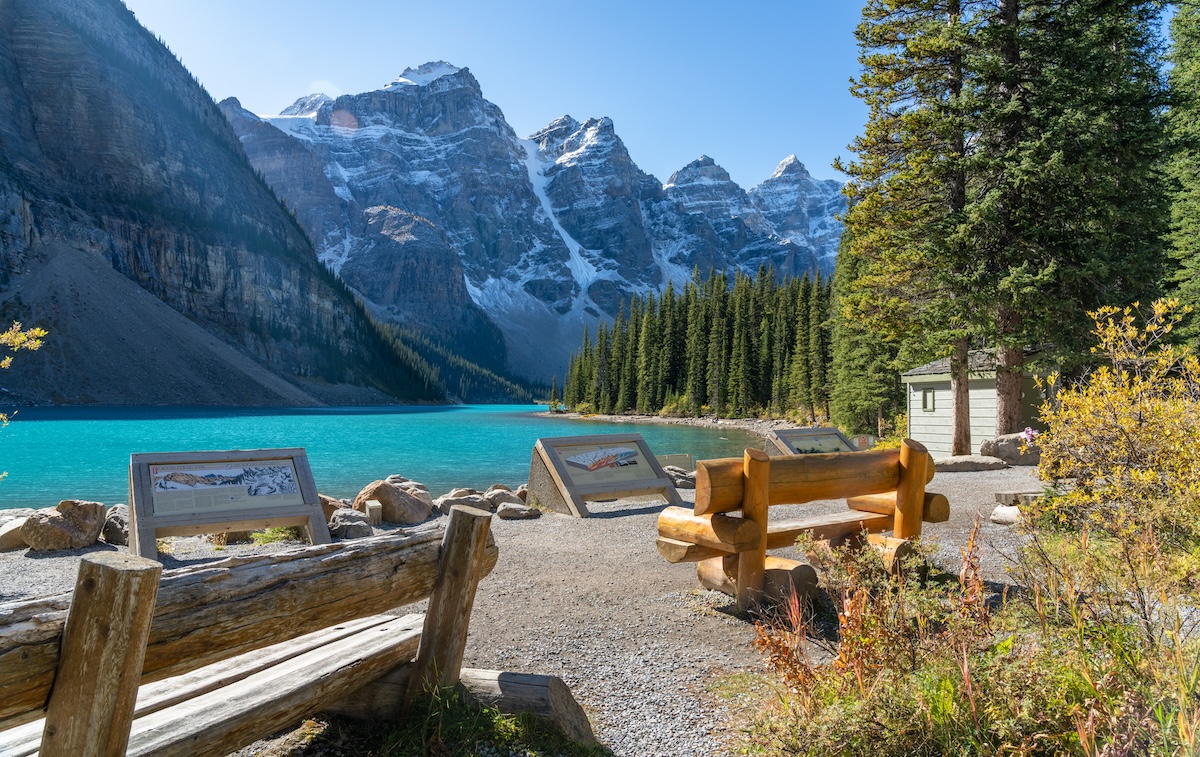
[121,0,865,188]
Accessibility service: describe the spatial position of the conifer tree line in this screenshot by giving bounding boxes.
[561,269,836,421]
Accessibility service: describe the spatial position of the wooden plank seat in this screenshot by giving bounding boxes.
[0,506,496,757]
[765,510,893,550]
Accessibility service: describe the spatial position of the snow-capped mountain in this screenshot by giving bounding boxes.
[750,155,845,273]
[221,62,845,380]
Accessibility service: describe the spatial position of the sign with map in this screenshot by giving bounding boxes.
[529,434,684,518]
[129,448,330,557]
[768,427,858,456]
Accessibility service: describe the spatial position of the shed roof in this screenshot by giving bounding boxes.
[902,350,999,377]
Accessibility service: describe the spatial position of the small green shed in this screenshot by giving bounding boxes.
[900,351,1045,457]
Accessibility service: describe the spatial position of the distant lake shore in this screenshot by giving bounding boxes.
[536,410,804,442]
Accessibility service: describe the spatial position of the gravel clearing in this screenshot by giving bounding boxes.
[0,465,1042,755]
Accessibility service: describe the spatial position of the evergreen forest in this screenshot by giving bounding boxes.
[561,270,834,422]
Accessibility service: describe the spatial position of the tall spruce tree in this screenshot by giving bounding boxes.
[973,0,1167,433]
[837,0,976,453]
[1168,3,1200,341]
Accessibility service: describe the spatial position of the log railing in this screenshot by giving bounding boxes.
[657,439,946,610]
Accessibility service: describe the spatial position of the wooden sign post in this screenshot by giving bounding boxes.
[767,427,857,456]
[527,434,684,518]
[128,448,331,558]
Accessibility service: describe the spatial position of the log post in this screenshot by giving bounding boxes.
[894,439,930,540]
[41,553,162,757]
[735,448,770,611]
[406,505,492,700]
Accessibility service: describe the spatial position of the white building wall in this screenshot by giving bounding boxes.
[906,378,998,457]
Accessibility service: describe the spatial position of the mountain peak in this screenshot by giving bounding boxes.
[768,154,811,181]
[383,61,462,90]
[666,155,732,188]
[280,93,332,117]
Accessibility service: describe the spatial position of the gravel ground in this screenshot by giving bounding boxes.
[0,465,1042,756]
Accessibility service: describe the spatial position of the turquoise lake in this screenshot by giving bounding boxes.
[0,405,762,510]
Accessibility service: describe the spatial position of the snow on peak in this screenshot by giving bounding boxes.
[768,154,811,180]
[280,93,332,117]
[383,61,461,90]
[665,155,732,188]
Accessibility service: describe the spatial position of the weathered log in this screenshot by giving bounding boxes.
[125,616,423,757]
[2,616,421,757]
[406,506,492,700]
[894,439,930,539]
[458,669,594,744]
[736,449,770,611]
[846,491,949,523]
[0,525,497,725]
[41,553,161,757]
[656,507,760,553]
[655,537,728,564]
[765,511,892,550]
[695,448,904,515]
[696,557,736,595]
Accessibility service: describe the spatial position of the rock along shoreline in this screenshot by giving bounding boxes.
[531,410,805,441]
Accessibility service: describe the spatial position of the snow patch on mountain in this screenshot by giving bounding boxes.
[519,138,598,290]
[383,61,461,89]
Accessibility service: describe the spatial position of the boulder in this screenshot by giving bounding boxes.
[329,508,373,538]
[433,493,490,516]
[447,487,480,499]
[397,482,434,508]
[319,494,343,523]
[21,500,105,551]
[0,518,27,551]
[934,455,1010,473]
[980,433,1040,466]
[990,505,1023,525]
[385,474,408,484]
[496,502,542,520]
[515,484,529,502]
[485,483,512,494]
[353,480,433,525]
[101,504,129,546]
[662,465,696,490]
[486,489,526,509]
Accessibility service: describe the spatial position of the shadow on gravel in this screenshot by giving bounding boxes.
[586,504,668,519]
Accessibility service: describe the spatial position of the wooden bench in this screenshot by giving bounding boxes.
[0,505,496,757]
[656,439,947,609]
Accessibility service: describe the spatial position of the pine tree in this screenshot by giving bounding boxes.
[838,0,978,453]
[636,298,659,414]
[1170,3,1200,340]
[789,276,813,421]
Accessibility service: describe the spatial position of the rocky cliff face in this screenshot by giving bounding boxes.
[225,62,847,380]
[0,0,440,404]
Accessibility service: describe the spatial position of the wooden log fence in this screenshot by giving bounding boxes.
[658,439,940,610]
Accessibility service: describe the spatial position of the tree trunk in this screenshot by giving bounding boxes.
[950,337,971,456]
[995,341,1024,436]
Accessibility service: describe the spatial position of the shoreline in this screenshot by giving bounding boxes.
[532,410,804,442]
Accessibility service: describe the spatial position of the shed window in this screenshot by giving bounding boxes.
[921,388,935,412]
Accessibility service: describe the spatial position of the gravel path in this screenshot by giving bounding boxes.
[0,465,1042,756]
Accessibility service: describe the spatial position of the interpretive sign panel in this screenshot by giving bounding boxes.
[768,427,857,456]
[129,448,331,558]
[528,434,684,518]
